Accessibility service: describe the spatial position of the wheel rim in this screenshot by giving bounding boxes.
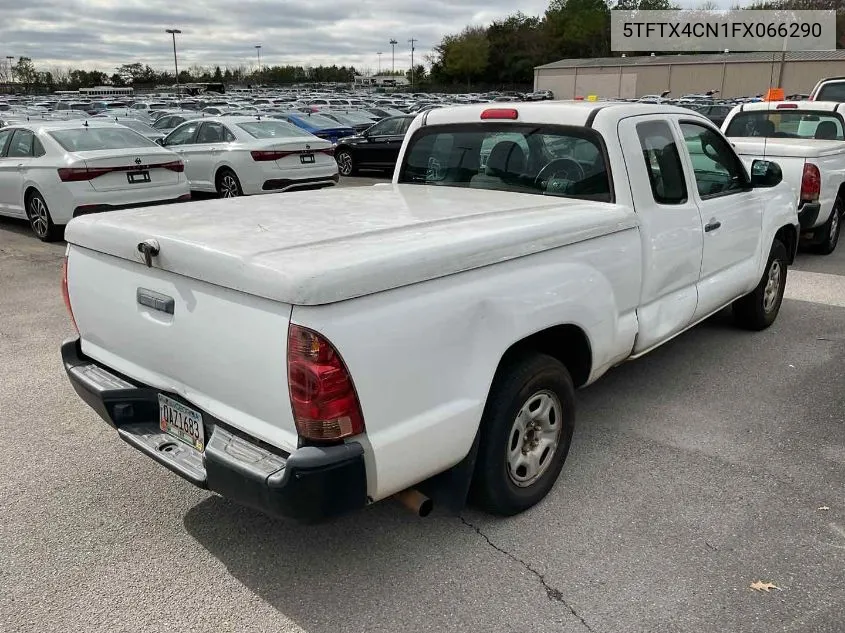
[829,208,841,247]
[337,153,352,176]
[763,259,782,313]
[220,174,239,198]
[506,390,563,488]
[29,197,49,237]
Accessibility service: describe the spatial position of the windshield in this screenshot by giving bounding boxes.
[724,110,845,140]
[237,120,314,139]
[49,127,159,151]
[398,123,611,202]
[286,113,342,129]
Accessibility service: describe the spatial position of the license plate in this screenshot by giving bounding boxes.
[158,394,204,451]
[128,171,151,184]
[300,153,315,164]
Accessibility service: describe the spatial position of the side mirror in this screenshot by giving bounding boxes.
[155,137,165,146]
[750,159,782,188]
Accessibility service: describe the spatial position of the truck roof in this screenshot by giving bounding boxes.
[733,101,845,113]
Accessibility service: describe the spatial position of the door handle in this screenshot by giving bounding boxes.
[17,163,24,170]
[704,220,722,232]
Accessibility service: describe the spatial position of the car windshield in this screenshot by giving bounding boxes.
[724,110,845,140]
[398,123,611,202]
[49,127,158,151]
[237,120,314,139]
[288,113,341,128]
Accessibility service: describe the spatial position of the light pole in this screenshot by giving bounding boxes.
[377,52,382,75]
[408,38,417,91]
[255,45,262,82]
[165,29,181,92]
[389,39,397,75]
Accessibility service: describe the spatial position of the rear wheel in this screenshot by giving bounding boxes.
[812,197,842,255]
[732,239,788,330]
[336,150,356,176]
[471,353,575,516]
[216,169,242,198]
[26,191,62,242]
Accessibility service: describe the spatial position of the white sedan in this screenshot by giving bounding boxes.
[0,120,190,241]
[160,116,338,197]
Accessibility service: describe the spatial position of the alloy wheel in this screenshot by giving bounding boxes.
[29,196,49,238]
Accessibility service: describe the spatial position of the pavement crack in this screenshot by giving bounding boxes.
[460,516,598,633]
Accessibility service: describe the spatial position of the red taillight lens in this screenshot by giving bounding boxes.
[801,163,821,202]
[287,324,364,442]
[61,256,79,334]
[480,108,518,120]
[58,167,110,182]
[160,160,184,172]
[251,150,291,161]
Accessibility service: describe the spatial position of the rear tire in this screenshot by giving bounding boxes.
[471,353,575,516]
[216,169,242,198]
[732,239,788,331]
[336,150,357,176]
[25,191,63,242]
[812,197,842,255]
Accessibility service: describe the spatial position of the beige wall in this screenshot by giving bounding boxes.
[537,59,845,99]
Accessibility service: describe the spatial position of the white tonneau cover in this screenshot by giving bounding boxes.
[65,184,637,306]
[730,138,845,158]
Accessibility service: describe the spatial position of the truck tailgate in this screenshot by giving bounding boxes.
[66,244,299,453]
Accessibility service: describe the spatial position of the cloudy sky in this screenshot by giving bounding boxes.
[2,0,562,74]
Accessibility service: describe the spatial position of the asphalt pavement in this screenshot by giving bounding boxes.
[0,183,843,633]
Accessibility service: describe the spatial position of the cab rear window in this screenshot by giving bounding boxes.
[398,123,612,202]
[725,110,845,140]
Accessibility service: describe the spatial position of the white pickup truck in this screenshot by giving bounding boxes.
[61,103,798,522]
[722,100,845,254]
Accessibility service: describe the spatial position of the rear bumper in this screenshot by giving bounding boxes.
[797,201,821,230]
[73,193,192,218]
[262,173,339,191]
[61,338,368,522]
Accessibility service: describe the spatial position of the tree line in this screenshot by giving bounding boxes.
[428,0,845,89]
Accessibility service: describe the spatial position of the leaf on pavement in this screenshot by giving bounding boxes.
[818,506,830,511]
[750,581,781,592]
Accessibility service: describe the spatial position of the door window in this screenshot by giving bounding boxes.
[680,122,748,198]
[369,118,402,136]
[7,130,35,158]
[0,129,14,156]
[165,121,200,146]
[196,122,232,144]
[636,121,688,205]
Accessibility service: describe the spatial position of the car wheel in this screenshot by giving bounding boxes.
[26,191,63,242]
[812,197,842,255]
[732,239,788,331]
[216,169,242,198]
[471,353,575,516]
[336,150,356,177]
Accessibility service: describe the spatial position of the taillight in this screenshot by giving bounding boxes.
[160,160,184,172]
[776,103,798,109]
[251,150,290,161]
[61,256,79,334]
[287,324,364,442]
[58,167,110,182]
[801,163,821,203]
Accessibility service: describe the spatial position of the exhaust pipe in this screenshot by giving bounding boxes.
[393,488,433,517]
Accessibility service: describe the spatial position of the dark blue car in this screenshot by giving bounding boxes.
[272,113,355,144]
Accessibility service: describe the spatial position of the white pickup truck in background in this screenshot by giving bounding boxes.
[722,100,845,254]
[61,102,798,522]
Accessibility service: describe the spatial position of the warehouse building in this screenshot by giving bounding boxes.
[534,51,845,99]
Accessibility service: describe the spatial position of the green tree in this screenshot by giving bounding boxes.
[434,26,490,88]
[13,57,38,85]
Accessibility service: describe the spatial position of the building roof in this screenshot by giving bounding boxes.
[536,50,845,70]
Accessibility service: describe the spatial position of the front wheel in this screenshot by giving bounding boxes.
[812,197,842,255]
[216,169,242,198]
[336,150,356,177]
[471,353,575,516]
[26,191,63,242]
[732,239,788,330]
